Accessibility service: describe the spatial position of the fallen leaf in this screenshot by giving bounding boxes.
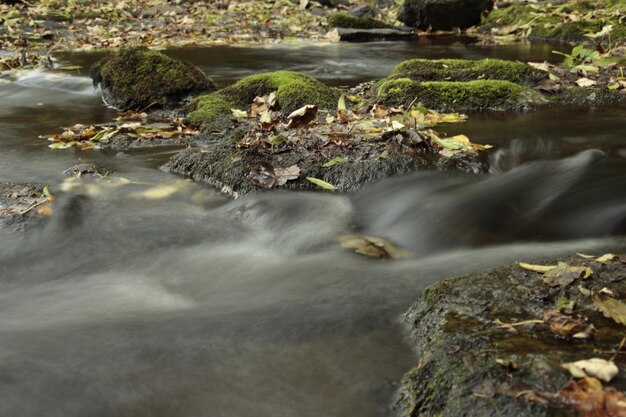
[558,377,626,417]
[542,261,592,287]
[306,177,337,190]
[576,77,597,87]
[596,253,615,263]
[543,309,595,339]
[136,184,179,199]
[517,262,558,273]
[562,358,619,382]
[274,165,301,186]
[249,162,276,189]
[287,105,318,128]
[231,108,248,119]
[592,290,626,326]
[322,156,348,168]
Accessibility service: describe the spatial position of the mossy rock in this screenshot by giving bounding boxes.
[390,58,547,86]
[188,71,339,131]
[328,12,392,29]
[481,0,626,44]
[554,87,626,106]
[90,47,217,111]
[377,78,546,111]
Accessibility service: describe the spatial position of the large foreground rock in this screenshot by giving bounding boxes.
[400,0,494,30]
[399,254,626,416]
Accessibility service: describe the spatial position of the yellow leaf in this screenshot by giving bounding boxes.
[517,262,558,273]
[595,253,615,263]
[306,177,337,190]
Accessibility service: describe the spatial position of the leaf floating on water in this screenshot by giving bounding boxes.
[577,253,596,259]
[542,262,593,287]
[592,290,626,327]
[562,358,619,382]
[306,177,337,191]
[136,185,180,200]
[517,262,558,273]
[274,165,301,186]
[339,234,408,260]
[543,309,595,339]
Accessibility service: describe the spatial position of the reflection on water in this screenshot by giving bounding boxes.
[0,42,625,417]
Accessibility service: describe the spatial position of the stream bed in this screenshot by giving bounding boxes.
[1,40,625,417]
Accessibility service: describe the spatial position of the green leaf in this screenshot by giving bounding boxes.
[322,156,348,168]
[306,177,337,190]
[337,95,346,111]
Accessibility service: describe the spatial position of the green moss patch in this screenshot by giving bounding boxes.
[189,71,339,130]
[377,78,546,111]
[482,0,626,44]
[327,12,392,29]
[391,58,547,86]
[90,46,217,111]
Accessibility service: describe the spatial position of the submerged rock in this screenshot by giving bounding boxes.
[0,182,47,231]
[90,47,217,111]
[400,0,494,30]
[398,255,626,417]
[335,28,418,42]
[188,71,339,131]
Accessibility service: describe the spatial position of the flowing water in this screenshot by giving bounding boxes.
[0,41,625,417]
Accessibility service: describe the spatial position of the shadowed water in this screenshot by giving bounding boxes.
[0,42,625,417]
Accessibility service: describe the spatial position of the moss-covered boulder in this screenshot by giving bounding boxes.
[390,58,547,86]
[90,47,217,111]
[328,12,392,29]
[188,71,339,131]
[377,78,546,111]
[398,254,626,417]
[481,0,626,44]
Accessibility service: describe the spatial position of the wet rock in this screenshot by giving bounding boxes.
[398,255,626,417]
[400,0,494,30]
[161,129,487,198]
[63,164,111,177]
[347,4,377,19]
[336,28,417,42]
[0,182,47,231]
[90,47,217,111]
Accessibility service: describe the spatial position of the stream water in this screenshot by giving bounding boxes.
[1,41,625,417]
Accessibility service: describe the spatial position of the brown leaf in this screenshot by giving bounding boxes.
[542,262,593,287]
[274,165,300,186]
[543,309,595,339]
[592,290,626,327]
[557,377,626,417]
[339,234,408,260]
[287,105,318,129]
[248,162,275,189]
